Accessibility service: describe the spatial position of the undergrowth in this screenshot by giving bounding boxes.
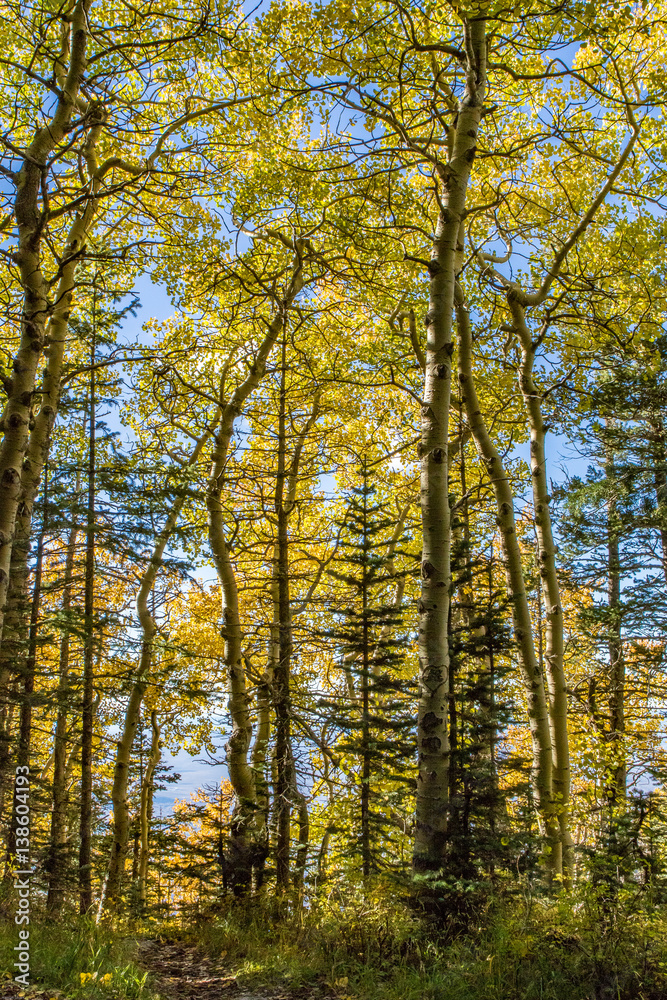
[185,880,667,1000]
[0,919,154,1000]
[2,881,667,1000]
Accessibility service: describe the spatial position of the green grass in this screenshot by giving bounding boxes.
[186,883,667,1000]
[2,882,667,1000]
[0,919,156,1000]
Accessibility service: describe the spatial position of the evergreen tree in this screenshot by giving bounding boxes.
[319,460,415,878]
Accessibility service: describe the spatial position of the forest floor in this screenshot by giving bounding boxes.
[0,937,332,1000]
[136,938,333,1000]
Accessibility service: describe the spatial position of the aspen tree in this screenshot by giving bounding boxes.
[0,0,92,638]
[138,711,161,914]
[4,465,48,871]
[455,284,559,867]
[45,520,79,915]
[412,11,488,877]
[467,77,642,875]
[273,343,321,894]
[207,239,314,894]
[79,329,96,914]
[0,0,252,821]
[101,419,218,913]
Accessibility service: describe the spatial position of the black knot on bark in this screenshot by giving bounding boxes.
[417,600,427,614]
[421,735,442,752]
[432,448,445,464]
[436,364,448,378]
[421,559,435,579]
[427,258,440,276]
[1,467,20,487]
[424,311,435,327]
[421,711,442,731]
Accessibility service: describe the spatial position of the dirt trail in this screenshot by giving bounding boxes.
[137,939,254,1000]
[136,939,321,1000]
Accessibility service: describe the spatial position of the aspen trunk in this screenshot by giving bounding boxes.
[250,652,272,890]
[79,345,96,915]
[291,748,309,900]
[455,285,558,869]
[46,521,79,915]
[512,299,573,880]
[361,493,371,878]
[414,17,487,874]
[0,124,103,812]
[5,469,47,870]
[138,711,161,913]
[103,680,147,913]
[102,422,217,914]
[0,165,103,675]
[0,0,91,639]
[274,332,294,892]
[470,113,640,867]
[206,245,307,894]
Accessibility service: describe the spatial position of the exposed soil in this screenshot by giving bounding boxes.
[136,939,328,1000]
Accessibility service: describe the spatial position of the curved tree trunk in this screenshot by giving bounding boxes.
[101,420,217,914]
[455,284,559,872]
[0,0,91,637]
[511,298,573,881]
[207,244,308,895]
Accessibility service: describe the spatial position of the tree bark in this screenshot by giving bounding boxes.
[207,244,308,895]
[0,120,105,690]
[46,520,79,915]
[4,465,47,871]
[511,298,573,881]
[102,420,217,914]
[414,15,487,875]
[79,329,96,915]
[291,746,309,901]
[0,0,91,639]
[274,331,294,893]
[138,711,161,913]
[455,284,559,870]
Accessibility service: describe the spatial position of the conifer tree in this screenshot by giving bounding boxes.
[320,459,414,878]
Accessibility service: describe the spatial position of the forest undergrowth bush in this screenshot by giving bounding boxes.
[2,880,667,1000]
[188,879,667,1000]
[0,918,154,1000]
